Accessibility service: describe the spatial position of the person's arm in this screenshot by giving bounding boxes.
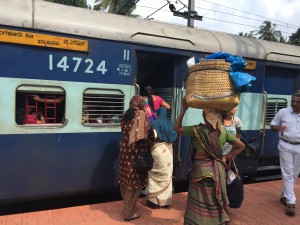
[270,110,287,132]
[235,117,243,139]
[224,139,245,161]
[37,111,45,124]
[174,97,189,135]
[33,95,65,104]
[156,95,170,110]
[271,125,287,132]
[161,101,171,110]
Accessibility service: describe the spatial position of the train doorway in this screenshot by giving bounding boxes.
[135,51,185,121]
[135,51,189,173]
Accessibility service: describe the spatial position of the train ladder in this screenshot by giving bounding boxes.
[44,95,57,123]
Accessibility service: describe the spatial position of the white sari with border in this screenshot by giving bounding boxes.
[146,142,173,206]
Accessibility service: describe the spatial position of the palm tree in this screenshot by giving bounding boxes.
[279,35,287,43]
[289,28,300,46]
[45,0,88,8]
[94,0,118,13]
[238,30,257,38]
[257,21,282,42]
[93,0,138,17]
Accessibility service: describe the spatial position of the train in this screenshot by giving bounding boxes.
[0,0,299,204]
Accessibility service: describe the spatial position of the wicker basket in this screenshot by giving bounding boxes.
[186,59,240,110]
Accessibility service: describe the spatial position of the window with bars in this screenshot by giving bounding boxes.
[265,98,288,124]
[15,85,66,125]
[82,89,124,125]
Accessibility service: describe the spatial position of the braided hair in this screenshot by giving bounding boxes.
[144,85,154,112]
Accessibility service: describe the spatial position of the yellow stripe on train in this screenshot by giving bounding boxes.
[0,28,88,52]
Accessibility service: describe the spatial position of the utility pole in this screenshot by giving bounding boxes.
[170,0,202,28]
[188,0,195,28]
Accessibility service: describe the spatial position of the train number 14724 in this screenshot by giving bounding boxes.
[49,54,108,74]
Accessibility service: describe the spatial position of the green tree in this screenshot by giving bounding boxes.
[279,35,287,44]
[93,0,138,17]
[289,28,300,46]
[257,20,282,42]
[45,0,88,8]
[93,0,118,12]
[238,30,257,38]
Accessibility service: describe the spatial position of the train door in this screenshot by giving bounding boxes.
[135,51,184,120]
[135,51,189,171]
[260,66,299,166]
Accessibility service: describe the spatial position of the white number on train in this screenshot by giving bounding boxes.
[57,56,70,71]
[49,54,107,74]
[96,60,108,74]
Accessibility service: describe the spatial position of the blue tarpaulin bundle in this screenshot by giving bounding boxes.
[204,52,256,92]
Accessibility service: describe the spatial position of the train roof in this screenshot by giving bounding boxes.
[1,0,300,65]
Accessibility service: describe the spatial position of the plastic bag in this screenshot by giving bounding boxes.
[205,52,247,71]
[229,56,247,71]
[205,52,232,60]
[204,51,256,92]
[229,72,256,92]
[187,57,195,67]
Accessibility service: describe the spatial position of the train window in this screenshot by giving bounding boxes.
[265,98,288,124]
[15,85,66,126]
[82,89,124,126]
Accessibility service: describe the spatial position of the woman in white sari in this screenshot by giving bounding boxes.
[146,107,177,208]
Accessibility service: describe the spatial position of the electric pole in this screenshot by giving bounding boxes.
[170,0,202,28]
[188,0,195,28]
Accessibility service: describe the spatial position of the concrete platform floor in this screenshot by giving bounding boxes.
[0,180,300,225]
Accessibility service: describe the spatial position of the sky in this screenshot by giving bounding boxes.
[87,0,300,39]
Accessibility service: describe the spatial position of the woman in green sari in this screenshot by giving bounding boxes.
[174,97,244,225]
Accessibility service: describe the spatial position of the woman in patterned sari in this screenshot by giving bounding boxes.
[118,95,155,221]
[174,97,244,225]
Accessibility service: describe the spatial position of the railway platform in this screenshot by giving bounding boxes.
[0,180,300,225]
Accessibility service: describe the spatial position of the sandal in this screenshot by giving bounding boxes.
[124,213,141,221]
[147,200,160,209]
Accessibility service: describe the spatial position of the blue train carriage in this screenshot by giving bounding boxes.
[0,0,299,203]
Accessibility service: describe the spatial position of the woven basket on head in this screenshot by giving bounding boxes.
[186,59,240,110]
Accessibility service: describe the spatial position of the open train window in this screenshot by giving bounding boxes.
[82,88,124,126]
[265,98,288,124]
[15,85,66,126]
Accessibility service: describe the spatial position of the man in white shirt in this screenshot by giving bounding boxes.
[271,92,300,216]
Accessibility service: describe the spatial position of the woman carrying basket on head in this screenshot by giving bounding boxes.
[174,97,244,225]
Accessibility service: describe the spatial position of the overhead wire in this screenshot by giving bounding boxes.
[195,6,298,30]
[136,0,298,36]
[199,0,299,29]
[144,2,169,20]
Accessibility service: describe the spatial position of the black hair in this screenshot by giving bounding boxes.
[292,91,300,98]
[144,86,154,112]
[123,107,136,123]
[221,110,230,122]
